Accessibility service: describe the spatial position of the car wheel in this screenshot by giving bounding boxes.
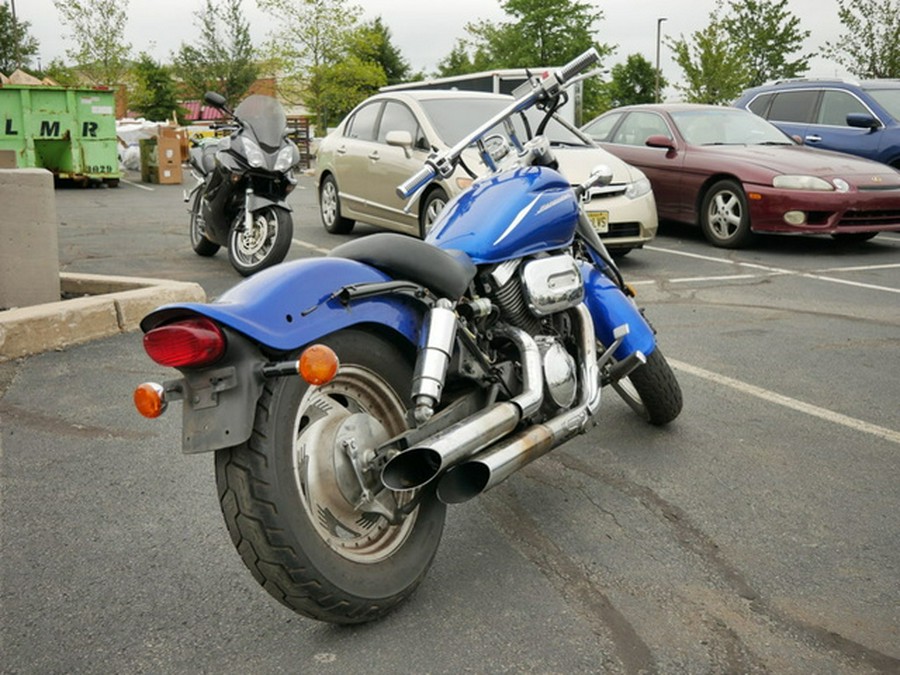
[699,179,753,248]
[319,174,355,235]
[419,187,448,239]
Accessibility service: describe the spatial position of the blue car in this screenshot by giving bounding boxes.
[734,80,900,169]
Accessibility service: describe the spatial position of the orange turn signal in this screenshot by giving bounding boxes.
[299,344,339,385]
[134,382,167,418]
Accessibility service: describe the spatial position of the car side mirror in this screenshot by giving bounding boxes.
[386,130,414,158]
[846,113,881,131]
[645,134,676,150]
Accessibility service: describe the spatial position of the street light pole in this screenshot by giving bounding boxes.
[655,17,667,104]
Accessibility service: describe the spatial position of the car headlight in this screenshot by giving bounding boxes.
[274,145,297,172]
[242,137,266,168]
[773,175,834,191]
[625,177,652,200]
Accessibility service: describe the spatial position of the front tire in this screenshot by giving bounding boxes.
[320,174,355,234]
[215,330,446,624]
[189,190,220,257]
[700,179,753,248]
[419,187,448,238]
[228,206,292,276]
[610,348,683,425]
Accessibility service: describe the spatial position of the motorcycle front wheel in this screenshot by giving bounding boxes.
[189,190,220,257]
[228,206,292,276]
[609,347,683,425]
[215,329,446,624]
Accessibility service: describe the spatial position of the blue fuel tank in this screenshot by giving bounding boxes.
[426,166,579,264]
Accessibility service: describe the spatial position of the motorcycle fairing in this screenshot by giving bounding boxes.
[427,166,579,264]
[579,262,657,359]
[141,258,425,351]
[246,192,293,213]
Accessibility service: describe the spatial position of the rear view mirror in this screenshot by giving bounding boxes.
[203,92,227,109]
[386,130,414,158]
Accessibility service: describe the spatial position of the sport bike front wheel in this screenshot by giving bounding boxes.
[228,206,292,276]
[215,329,446,624]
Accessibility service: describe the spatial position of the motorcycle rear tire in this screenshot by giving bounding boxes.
[214,329,446,624]
[228,206,292,276]
[611,347,683,425]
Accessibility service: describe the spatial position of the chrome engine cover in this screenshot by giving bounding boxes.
[536,336,578,410]
[520,254,584,317]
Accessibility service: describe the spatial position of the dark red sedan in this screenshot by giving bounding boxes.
[581,103,900,248]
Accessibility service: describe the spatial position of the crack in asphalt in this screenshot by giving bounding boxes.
[0,403,151,440]
[481,485,657,675]
[551,451,900,673]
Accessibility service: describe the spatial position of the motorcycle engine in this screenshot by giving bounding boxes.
[485,254,582,414]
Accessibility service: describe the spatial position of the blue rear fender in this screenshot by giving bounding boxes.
[141,257,424,351]
[579,262,657,359]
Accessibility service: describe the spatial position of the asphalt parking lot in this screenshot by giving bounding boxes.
[2,172,899,673]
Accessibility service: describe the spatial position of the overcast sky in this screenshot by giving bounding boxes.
[17,0,852,88]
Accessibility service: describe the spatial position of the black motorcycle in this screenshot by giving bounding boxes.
[187,92,300,276]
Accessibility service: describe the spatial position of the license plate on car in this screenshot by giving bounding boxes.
[588,211,609,233]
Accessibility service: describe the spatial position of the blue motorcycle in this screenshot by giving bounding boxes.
[134,49,681,624]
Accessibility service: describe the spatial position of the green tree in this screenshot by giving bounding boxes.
[259,0,379,132]
[53,0,132,85]
[439,0,613,122]
[0,1,40,73]
[354,17,411,85]
[721,0,811,87]
[172,0,258,108]
[823,0,900,78]
[42,57,79,86]
[667,19,750,104]
[130,53,186,122]
[605,53,666,108]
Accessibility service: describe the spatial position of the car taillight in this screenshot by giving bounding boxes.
[143,317,226,368]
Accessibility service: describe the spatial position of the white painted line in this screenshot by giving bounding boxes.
[669,358,900,446]
[645,245,900,294]
[292,239,331,255]
[819,263,900,273]
[121,178,154,192]
[670,274,760,283]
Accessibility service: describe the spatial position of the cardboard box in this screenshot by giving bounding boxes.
[154,163,182,184]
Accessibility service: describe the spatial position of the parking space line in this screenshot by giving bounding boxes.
[670,358,900,446]
[121,178,155,192]
[645,245,900,294]
[292,239,331,255]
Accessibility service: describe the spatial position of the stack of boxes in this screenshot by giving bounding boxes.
[140,124,187,184]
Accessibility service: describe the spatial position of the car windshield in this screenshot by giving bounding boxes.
[418,97,589,148]
[865,88,900,120]
[670,109,794,146]
[233,95,287,149]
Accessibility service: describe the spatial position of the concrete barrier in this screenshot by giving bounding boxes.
[0,273,206,362]
[0,168,61,308]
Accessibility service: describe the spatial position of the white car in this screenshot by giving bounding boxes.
[316,90,658,254]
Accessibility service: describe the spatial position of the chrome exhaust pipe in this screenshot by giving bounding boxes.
[437,305,601,504]
[381,324,544,492]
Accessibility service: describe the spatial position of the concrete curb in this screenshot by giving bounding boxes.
[0,272,206,362]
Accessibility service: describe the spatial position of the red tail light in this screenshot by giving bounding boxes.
[143,317,226,368]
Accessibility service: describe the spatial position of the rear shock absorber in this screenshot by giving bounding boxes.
[411,299,457,425]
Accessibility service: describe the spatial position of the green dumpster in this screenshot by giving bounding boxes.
[0,85,121,185]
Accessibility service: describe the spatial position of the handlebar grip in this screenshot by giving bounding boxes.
[397,163,437,199]
[558,48,601,84]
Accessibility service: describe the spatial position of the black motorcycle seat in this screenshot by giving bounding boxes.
[329,233,477,299]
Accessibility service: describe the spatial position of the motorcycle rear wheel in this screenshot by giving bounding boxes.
[610,347,683,425]
[215,329,446,624]
[228,206,292,276]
